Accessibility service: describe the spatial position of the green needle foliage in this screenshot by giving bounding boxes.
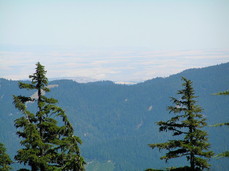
[0,142,13,171]
[212,89,229,128]
[13,62,85,171]
[212,89,229,158]
[149,77,213,170]
[214,90,229,96]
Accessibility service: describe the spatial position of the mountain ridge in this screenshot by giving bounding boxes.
[0,62,229,170]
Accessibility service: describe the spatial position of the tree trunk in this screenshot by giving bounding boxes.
[38,83,45,171]
[190,152,194,170]
[31,163,37,171]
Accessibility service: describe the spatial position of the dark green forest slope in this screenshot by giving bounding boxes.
[0,62,229,170]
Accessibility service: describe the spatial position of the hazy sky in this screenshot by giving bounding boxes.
[0,0,229,82]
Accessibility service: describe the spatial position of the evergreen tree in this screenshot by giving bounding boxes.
[13,62,85,170]
[214,90,229,96]
[0,142,12,171]
[212,89,229,158]
[149,77,213,170]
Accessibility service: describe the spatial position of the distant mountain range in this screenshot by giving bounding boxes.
[49,76,139,85]
[0,62,229,170]
[48,76,98,83]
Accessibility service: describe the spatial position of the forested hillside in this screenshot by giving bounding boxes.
[0,62,229,170]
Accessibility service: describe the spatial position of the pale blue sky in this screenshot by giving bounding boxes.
[1,0,229,49]
[0,0,229,81]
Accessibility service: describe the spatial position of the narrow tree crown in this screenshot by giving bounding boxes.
[0,143,13,171]
[149,77,213,170]
[13,62,85,171]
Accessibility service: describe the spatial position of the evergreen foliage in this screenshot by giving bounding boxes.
[149,77,214,170]
[0,142,12,171]
[214,90,229,96]
[212,89,229,158]
[0,62,228,170]
[13,62,85,170]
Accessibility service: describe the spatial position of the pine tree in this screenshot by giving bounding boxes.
[149,77,213,170]
[0,142,12,171]
[13,62,85,170]
[212,89,229,158]
[214,90,229,96]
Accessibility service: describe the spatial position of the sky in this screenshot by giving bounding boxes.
[0,0,229,82]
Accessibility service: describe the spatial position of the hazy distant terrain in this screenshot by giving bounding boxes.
[1,45,229,82]
[0,62,229,170]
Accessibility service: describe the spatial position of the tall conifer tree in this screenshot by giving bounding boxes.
[0,142,12,171]
[212,90,229,158]
[149,77,213,170]
[13,62,85,170]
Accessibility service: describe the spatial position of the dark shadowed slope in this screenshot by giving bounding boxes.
[0,62,228,170]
